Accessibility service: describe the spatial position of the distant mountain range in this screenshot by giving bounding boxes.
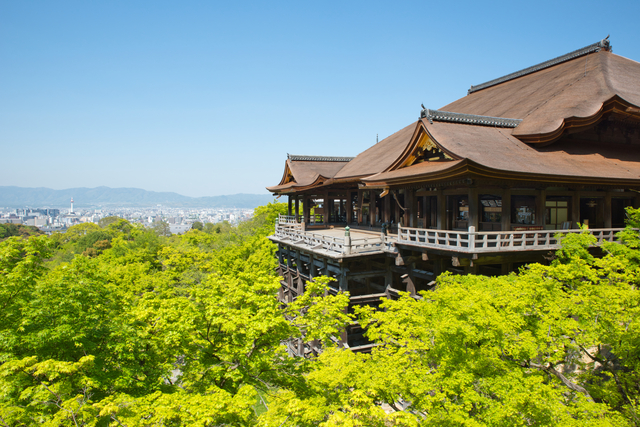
[0,186,275,209]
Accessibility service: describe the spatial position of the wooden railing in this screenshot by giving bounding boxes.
[278,214,299,225]
[273,222,389,255]
[397,226,627,253]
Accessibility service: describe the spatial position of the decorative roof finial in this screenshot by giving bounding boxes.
[420,104,427,120]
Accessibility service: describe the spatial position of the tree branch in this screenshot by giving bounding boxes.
[527,362,593,401]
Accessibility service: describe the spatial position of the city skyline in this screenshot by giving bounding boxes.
[2,1,639,197]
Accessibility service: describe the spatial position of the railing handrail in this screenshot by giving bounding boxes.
[396,225,632,253]
[274,223,386,255]
[275,223,635,255]
[398,225,628,235]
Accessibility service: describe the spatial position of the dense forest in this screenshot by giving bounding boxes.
[1,203,639,426]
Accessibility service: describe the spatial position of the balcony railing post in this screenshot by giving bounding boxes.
[344,226,352,255]
[468,226,475,249]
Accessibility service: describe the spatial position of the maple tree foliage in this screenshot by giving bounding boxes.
[0,204,639,426]
[263,209,640,427]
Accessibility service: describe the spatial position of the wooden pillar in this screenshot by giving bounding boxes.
[394,191,401,226]
[604,192,612,228]
[536,189,547,227]
[384,193,391,224]
[501,262,510,275]
[501,188,511,231]
[339,265,348,292]
[407,189,418,228]
[309,254,315,280]
[433,257,444,277]
[303,196,309,224]
[437,189,446,230]
[572,191,581,227]
[468,187,479,230]
[370,190,377,226]
[385,258,393,289]
[405,189,413,227]
[422,195,428,229]
[346,191,352,224]
[296,250,302,275]
[324,191,330,224]
[357,190,363,225]
[294,196,300,222]
[464,264,479,275]
[287,196,292,216]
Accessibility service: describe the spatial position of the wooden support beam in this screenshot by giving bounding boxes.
[391,266,434,280]
[295,196,300,222]
[349,293,387,302]
[347,270,387,279]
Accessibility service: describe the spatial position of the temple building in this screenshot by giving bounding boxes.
[267,37,640,354]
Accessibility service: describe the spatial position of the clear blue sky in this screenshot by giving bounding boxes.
[2,0,639,197]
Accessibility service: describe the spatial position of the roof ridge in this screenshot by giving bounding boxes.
[287,154,354,162]
[420,108,522,128]
[468,36,612,94]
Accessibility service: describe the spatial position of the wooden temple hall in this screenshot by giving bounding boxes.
[267,37,640,353]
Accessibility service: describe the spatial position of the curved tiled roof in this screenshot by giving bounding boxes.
[333,121,418,180]
[266,157,350,193]
[442,51,640,140]
[269,41,640,193]
[363,119,640,185]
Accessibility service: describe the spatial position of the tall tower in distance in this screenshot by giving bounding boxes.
[70,197,74,214]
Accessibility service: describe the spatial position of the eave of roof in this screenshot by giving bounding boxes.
[267,156,352,193]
